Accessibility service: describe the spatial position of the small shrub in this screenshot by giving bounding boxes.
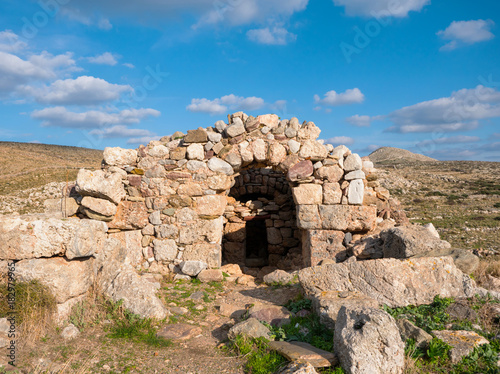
[229,335,286,374]
[284,297,312,314]
[426,338,450,363]
[494,202,500,208]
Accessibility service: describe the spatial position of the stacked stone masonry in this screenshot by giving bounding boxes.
[0,112,397,319]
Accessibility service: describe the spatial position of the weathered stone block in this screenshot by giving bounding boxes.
[318,205,376,231]
[292,184,323,205]
[195,195,227,216]
[302,230,346,267]
[107,201,149,230]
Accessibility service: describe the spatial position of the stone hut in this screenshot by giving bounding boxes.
[80,112,381,271]
[0,112,397,319]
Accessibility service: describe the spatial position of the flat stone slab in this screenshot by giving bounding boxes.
[268,341,338,368]
[432,330,489,363]
[156,324,202,342]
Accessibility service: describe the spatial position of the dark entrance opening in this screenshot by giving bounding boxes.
[245,219,268,267]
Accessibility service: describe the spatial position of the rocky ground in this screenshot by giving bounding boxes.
[375,160,500,256]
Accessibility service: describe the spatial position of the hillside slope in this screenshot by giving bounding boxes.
[0,142,103,196]
[369,146,437,164]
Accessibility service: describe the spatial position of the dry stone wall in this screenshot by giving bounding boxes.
[0,112,398,319]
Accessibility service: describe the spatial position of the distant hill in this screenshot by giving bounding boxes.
[0,142,103,195]
[369,146,437,164]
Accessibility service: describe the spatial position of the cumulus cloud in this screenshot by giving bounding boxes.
[416,135,481,148]
[187,94,265,115]
[247,25,297,45]
[21,76,132,105]
[32,107,160,128]
[438,19,495,51]
[325,136,355,146]
[332,0,429,18]
[0,50,78,94]
[314,88,364,107]
[123,63,135,69]
[0,30,27,53]
[127,135,161,145]
[89,125,156,139]
[87,52,119,66]
[60,0,308,30]
[346,114,371,127]
[386,85,500,133]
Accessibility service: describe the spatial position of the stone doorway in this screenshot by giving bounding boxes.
[222,167,303,270]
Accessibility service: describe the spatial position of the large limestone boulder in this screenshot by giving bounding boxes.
[103,147,137,166]
[0,216,107,260]
[381,225,451,258]
[96,238,168,319]
[76,169,126,204]
[334,306,405,374]
[16,257,94,303]
[299,257,476,308]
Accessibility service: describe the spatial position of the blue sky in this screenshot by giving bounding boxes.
[0,0,499,161]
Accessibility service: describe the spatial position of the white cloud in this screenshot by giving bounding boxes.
[0,30,27,53]
[87,52,119,66]
[491,133,500,139]
[438,19,495,51]
[127,135,161,145]
[247,26,297,45]
[21,76,132,105]
[416,135,481,148]
[325,136,355,145]
[98,18,113,30]
[332,0,429,18]
[32,107,160,128]
[314,88,364,107]
[123,63,135,69]
[61,0,309,30]
[387,85,500,133]
[346,114,371,127]
[187,94,265,115]
[89,125,156,138]
[0,50,78,94]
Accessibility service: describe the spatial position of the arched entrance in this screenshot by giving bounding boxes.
[222,166,302,270]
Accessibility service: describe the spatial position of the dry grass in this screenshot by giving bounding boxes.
[0,280,57,348]
[0,141,102,196]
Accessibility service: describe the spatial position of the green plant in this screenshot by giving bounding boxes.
[383,295,454,333]
[494,202,500,208]
[426,338,450,363]
[105,300,172,348]
[284,297,312,314]
[229,335,285,374]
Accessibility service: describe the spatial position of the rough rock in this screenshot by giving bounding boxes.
[292,184,323,205]
[418,248,479,275]
[310,291,379,330]
[81,196,117,218]
[269,341,337,368]
[153,239,178,262]
[184,128,208,143]
[197,269,223,283]
[317,205,377,231]
[347,179,364,205]
[432,330,489,363]
[250,139,267,162]
[195,195,227,216]
[334,306,405,374]
[288,139,301,154]
[381,225,452,259]
[288,160,314,182]
[228,318,272,340]
[98,257,167,319]
[147,145,169,158]
[107,201,149,229]
[343,154,362,172]
[299,257,476,308]
[186,143,205,160]
[157,324,202,341]
[299,140,328,161]
[76,169,126,204]
[43,197,79,217]
[180,261,207,276]
[248,303,292,326]
[396,318,432,349]
[277,362,318,374]
[103,147,137,166]
[257,114,279,128]
[263,270,296,285]
[207,157,234,175]
[226,120,246,138]
[16,257,93,303]
[0,216,107,260]
[315,165,343,183]
[323,183,342,204]
[61,324,80,340]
